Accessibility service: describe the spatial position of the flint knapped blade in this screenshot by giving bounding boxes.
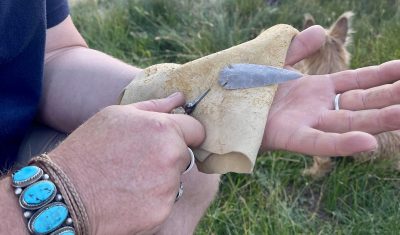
[219,64,302,89]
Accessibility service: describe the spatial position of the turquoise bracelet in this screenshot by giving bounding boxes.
[11,165,76,235]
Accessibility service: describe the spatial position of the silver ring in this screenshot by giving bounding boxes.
[334,94,341,111]
[175,181,184,202]
[182,148,195,175]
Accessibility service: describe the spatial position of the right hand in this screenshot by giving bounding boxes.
[49,92,205,234]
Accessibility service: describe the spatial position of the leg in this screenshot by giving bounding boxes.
[16,124,67,168]
[156,167,220,235]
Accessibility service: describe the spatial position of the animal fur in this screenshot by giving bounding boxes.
[295,12,400,178]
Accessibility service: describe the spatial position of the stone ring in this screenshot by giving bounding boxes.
[182,148,195,175]
[175,181,184,202]
[334,94,341,111]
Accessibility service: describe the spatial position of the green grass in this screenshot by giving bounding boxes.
[71,0,400,234]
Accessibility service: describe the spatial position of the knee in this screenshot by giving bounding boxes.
[181,166,220,205]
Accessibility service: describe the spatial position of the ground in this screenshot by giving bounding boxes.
[70,0,400,234]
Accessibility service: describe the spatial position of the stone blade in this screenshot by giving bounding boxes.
[219,64,302,89]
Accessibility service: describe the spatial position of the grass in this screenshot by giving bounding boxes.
[71,0,400,234]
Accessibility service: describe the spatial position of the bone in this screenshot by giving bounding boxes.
[120,24,298,174]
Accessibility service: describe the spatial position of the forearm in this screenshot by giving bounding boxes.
[0,177,29,235]
[40,47,142,133]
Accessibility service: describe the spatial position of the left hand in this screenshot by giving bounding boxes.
[262,25,400,156]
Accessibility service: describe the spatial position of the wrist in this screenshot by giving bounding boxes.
[48,148,100,234]
[48,140,149,234]
[0,177,29,235]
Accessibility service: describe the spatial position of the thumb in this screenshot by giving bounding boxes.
[132,92,186,113]
[284,25,326,67]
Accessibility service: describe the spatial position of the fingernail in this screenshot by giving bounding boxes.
[167,92,180,98]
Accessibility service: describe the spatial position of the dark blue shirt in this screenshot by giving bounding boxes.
[0,0,69,169]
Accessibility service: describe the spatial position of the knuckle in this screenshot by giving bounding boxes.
[393,83,400,101]
[341,111,352,131]
[382,107,400,130]
[148,116,176,133]
[143,117,185,171]
[100,105,121,116]
[150,205,172,226]
[156,145,182,170]
[146,99,160,110]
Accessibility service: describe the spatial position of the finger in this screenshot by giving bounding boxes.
[132,92,185,113]
[285,127,377,156]
[174,140,196,175]
[168,114,206,147]
[284,25,326,67]
[316,105,400,134]
[331,60,400,93]
[339,80,400,110]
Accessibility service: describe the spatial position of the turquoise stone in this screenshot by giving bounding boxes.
[31,203,68,234]
[51,226,75,235]
[59,231,75,235]
[12,166,41,185]
[21,180,56,208]
[60,231,75,235]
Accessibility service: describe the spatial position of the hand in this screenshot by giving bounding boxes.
[49,92,205,234]
[262,26,400,156]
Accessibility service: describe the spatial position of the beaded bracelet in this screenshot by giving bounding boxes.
[11,165,76,235]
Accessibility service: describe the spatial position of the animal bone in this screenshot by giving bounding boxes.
[120,24,298,174]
